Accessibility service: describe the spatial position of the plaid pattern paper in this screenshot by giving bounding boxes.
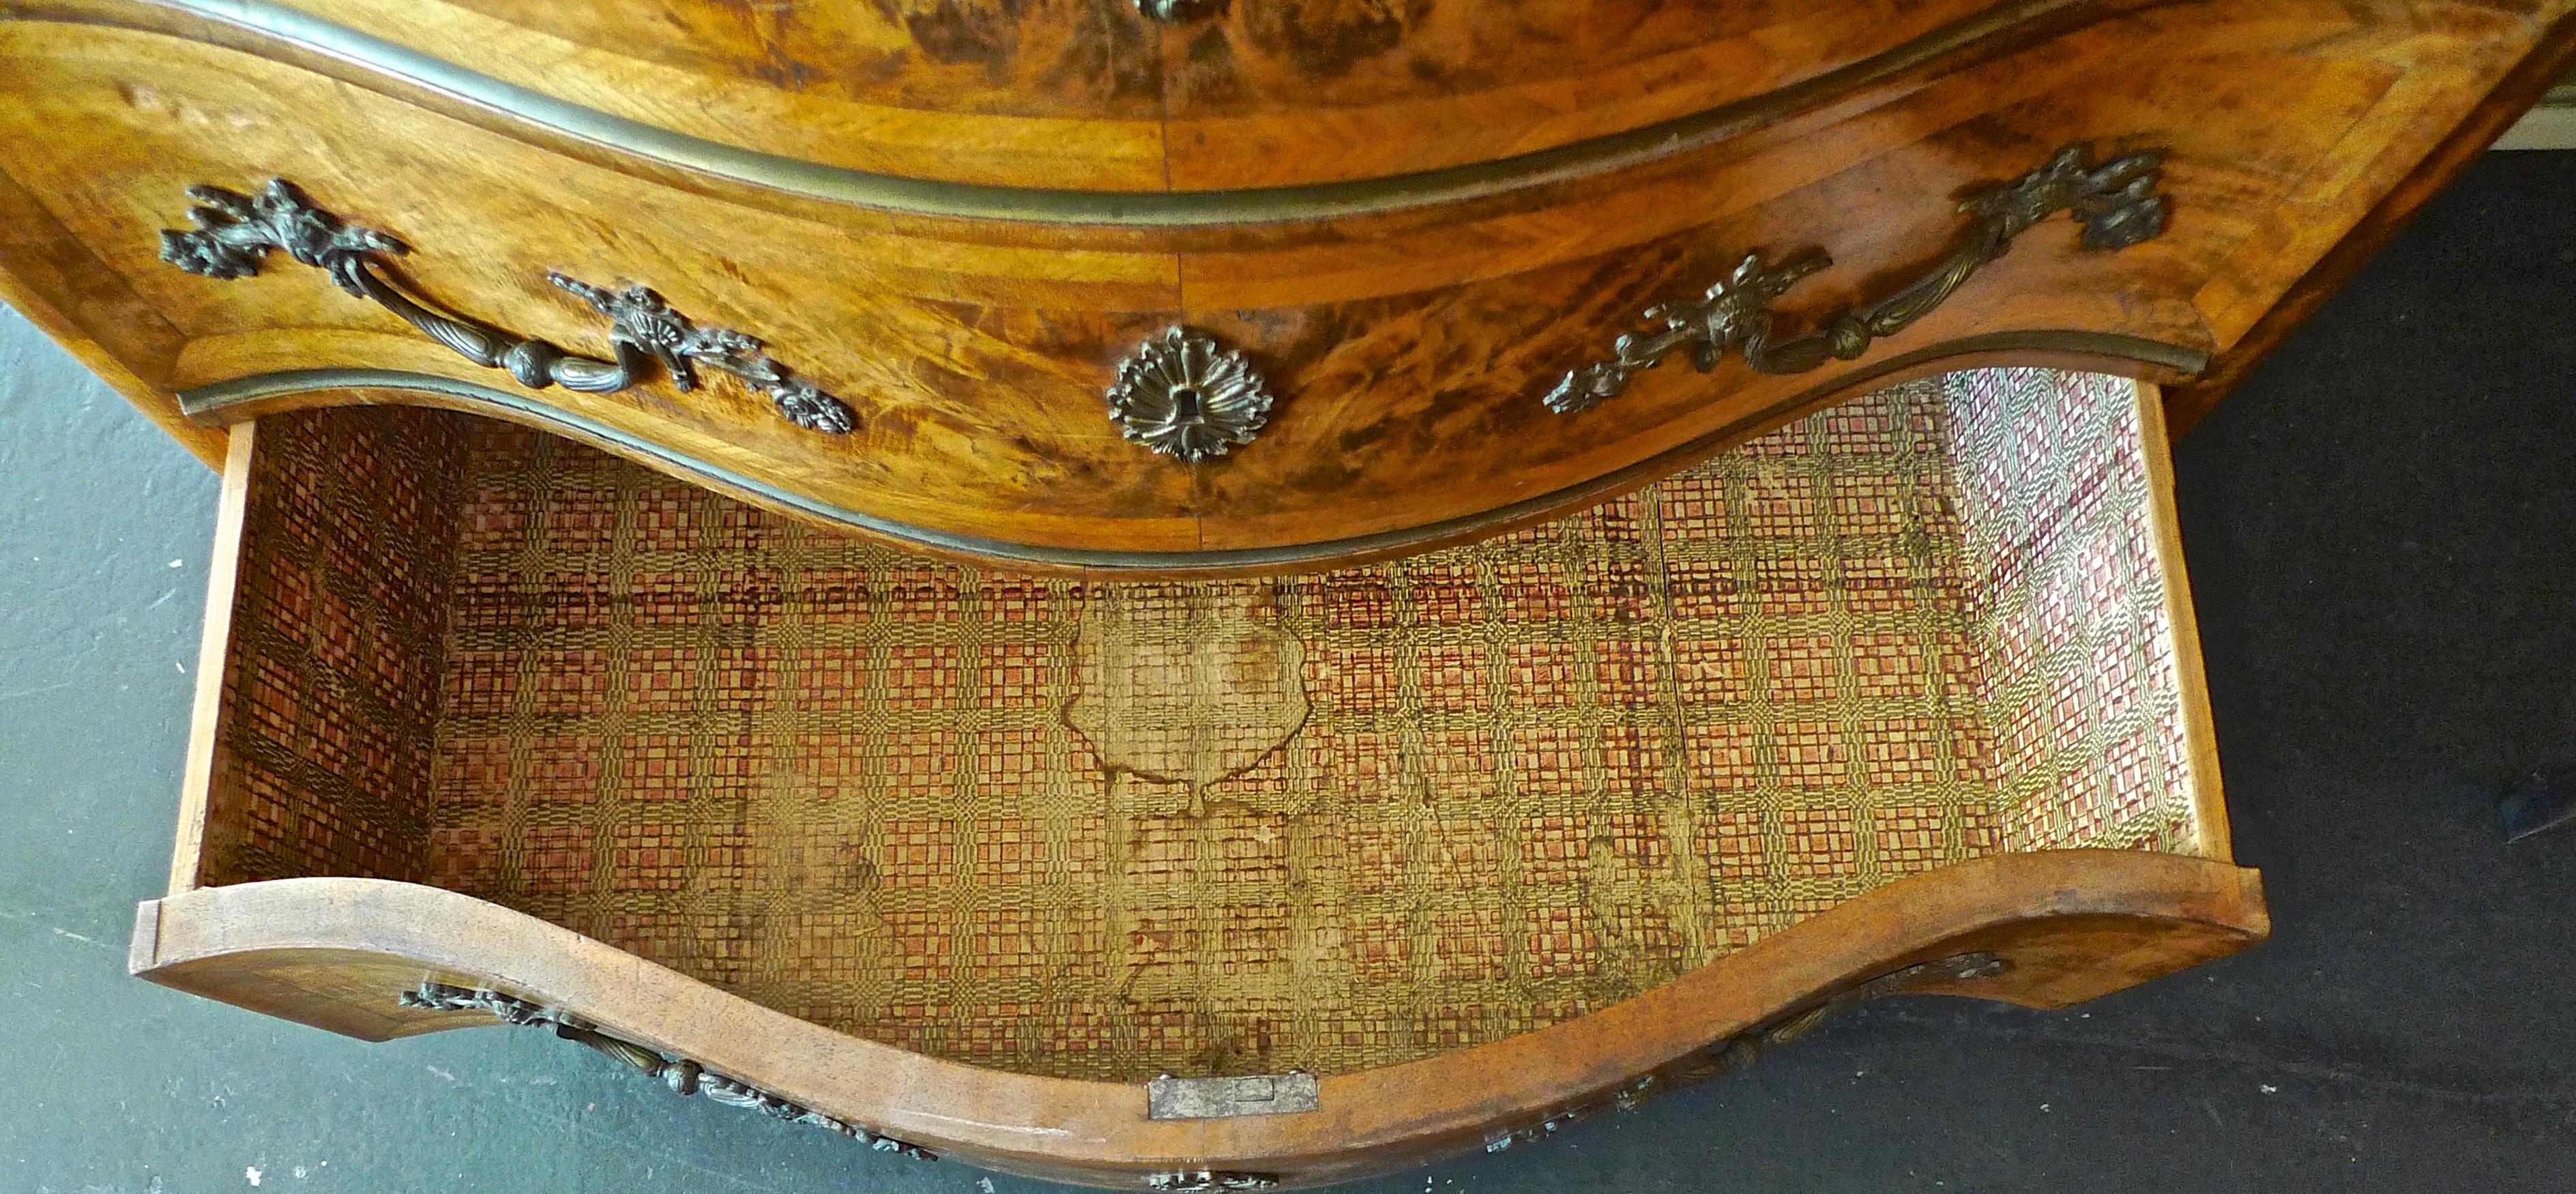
[209,369,2207,1081]
[201,408,467,887]
[1946,370,2201,853]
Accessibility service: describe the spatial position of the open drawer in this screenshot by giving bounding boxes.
[134,368,2263,1190]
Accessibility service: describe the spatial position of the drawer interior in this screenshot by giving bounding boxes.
[177,369,2223,1083]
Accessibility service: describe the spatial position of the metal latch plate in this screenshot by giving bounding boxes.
[1146,1072,1321,1120]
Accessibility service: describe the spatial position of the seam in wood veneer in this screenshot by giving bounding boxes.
[56,0,2129,225]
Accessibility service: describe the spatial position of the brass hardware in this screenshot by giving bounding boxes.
[1145,1171,1280,1191]
[1542,143,2171,413]
[152,2,2124,228]
[1107,326,1274,462]
[1137,0,1225,20]
[1147,1072,1321,1120]
[1481,952,2009,1154]
[158,179,854,433]
[398,982,935,1160]
[179,329,2204,574]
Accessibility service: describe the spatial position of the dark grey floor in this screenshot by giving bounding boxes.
[5,153,2574,1194]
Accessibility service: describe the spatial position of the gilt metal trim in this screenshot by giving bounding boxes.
[1136,0,1225,20]
[398,981,935,1160]
[1542,143,2171,414]
[1107,327,1274,462]
[1147,1071,1320,1120]
[1480,951,2009,1154]
[1145,1171,1280,1191]
[154,1,2116,228]
[158,179,853,433]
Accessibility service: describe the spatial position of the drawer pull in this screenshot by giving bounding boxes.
[157,179,855,434]
[1542,143,2171,414]
[1107,325,1275,461]
[398,981,937,1160]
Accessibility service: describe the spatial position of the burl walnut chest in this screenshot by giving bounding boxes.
[3,0,2564,1187]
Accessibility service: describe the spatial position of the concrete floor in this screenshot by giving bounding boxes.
[5,153,2574,1193]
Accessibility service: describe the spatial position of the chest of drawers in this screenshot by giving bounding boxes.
[8,0,2571,570]
[5,0,2562,1186]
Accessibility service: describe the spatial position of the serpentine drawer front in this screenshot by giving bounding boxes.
[0,0,2560,1186]
[3,0,2573,571]
[131,368,2266,1189]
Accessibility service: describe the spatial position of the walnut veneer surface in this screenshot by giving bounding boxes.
[201,368,2210,1082]
[3,1,2571,570]
[240,0,2063,190]
[10,0,2484,1179]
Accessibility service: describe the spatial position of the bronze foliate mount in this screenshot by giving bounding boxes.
[1479,952,2010,1157]
[398,982,937,1159]
[1542,143,2173,415]
[158,179,855,433]
[1145,1171,1279,1191]
[1107,325,1275,463]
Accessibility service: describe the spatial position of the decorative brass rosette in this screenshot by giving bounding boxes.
[1107,326,1274,463]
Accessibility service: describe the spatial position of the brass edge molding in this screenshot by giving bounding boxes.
[91,0,2115,227]
[1545,143,2171,413]
[398,982,940,1161]
[174,333,2208,572]
[158,179,854,433]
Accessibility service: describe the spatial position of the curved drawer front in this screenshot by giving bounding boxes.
[3,1,2572,572]
[136,366,2265,1189]
[104,0,2072,191]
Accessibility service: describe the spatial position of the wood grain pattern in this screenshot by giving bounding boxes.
[2161,6,2576,435]
[1,1,2569,572]
[304,0,1170,190]
[5,0,2540,1180]
[168,424,257,892]
[134,854,2264,1189]
[0,18,1201,555]
[0,148,218,463]
[1154,0,2116,188]
[2133,386,2234,860]
[154,0,2090,191]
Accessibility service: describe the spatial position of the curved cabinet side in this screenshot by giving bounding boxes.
[132,852,2265,1190]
